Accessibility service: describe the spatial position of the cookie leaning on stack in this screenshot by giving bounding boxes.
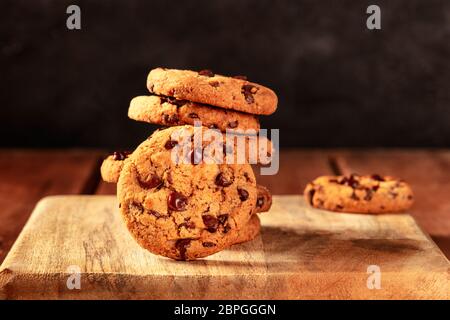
[101,67,278,260]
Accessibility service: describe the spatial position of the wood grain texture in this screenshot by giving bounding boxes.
[1,195,448,300]
[0,150,103,263]
[331,149,450,258]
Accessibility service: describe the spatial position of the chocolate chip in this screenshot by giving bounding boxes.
[364,189,373,201]
[202,242,216,247]
[202,215,218,232]
[371,174,385,181]
[350,191,360,201]
[148,210,162,218]
[168,191,188,211]
[217,214,228,225]
[233,75,247,80]
[336,205,344,210]
[215,172,234,187]
[164,139,178,150]
[198,69,214,77]
[223,225,231,233]
[179,220,195,229]
[372,185,380,192]
[228,120,239,129]
[128,202,144,214]
[188,112,199,119]
[163,113,179,125]
[138,175,163,189]
[238,188,249,201]
[347,174,360,188]
[209,124,219,129]
[175,239,191,260]
[112,151,131,161]
[209,81,220,87]
[241,84,258,104]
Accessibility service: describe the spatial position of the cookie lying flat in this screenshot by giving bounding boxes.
[117,126,258,260]
[147,68,278,115]
[129,95,260,132]
[100,151,131,183]
[304,174,414,214]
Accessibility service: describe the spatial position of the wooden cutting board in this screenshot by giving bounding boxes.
[0,195,448,300]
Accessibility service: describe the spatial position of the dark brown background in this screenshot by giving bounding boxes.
[1,0,449,148]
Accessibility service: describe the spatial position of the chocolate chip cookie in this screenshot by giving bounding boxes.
[100,151,131,183]
[147,68,278,115]
[128,95,260,132]
[304,174,414,214]
[117,125,258,260]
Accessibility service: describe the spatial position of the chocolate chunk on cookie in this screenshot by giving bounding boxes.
[117,125,258,260]
[128,95,260,132]
[255,185,272,213]
[304,174,414,214]
[146,68,278,115]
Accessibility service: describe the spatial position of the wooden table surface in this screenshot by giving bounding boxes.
[0,149,449,264]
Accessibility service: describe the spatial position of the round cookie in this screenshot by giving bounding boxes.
[304,174,414,214]
[117,125,258,260]
[147,68,278,115]
[128,95,260,132]
[100,151,131,183]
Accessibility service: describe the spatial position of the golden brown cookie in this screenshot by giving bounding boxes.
[304,174,414,214]
[128,95,260,132]
[147,68,278,115]
[117,126,258,260]
[100,151,131,183]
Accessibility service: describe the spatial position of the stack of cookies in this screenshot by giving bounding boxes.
[101,68,277,260]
